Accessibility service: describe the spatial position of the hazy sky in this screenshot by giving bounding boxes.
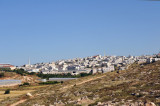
[0,0,160,66]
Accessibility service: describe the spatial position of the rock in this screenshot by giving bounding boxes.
[68,100,75,104]
[138,101,144,106]
[26,92,32,97]
[145,102,156,106]
[127,100,133,102]
[81,96,88,100]
[97,102,102,105]
[129,103,135,106]
[141,92,149,95]
[77,98,81,102]
[131,93,136,96]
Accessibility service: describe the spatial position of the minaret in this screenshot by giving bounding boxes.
[28,58,31,65]
[104,51,106,57]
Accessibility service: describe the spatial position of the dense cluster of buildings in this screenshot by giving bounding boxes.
[19,53,160,75]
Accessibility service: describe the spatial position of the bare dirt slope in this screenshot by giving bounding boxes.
[0,72,39,84]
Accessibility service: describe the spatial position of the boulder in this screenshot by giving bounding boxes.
[26,92,33,97]
[145,102,156,106]
[97,102,102,105]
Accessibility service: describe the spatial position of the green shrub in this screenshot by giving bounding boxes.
[0,73,4,78]
[19,82,30,87]
[4,89,10,94]
[23,82,30,86]
[39,81,59,85]
[37,73,91,79]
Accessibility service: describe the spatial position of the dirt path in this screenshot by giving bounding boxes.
[10,99,27,106]
[10,74,106,106]
[61,75,106,90]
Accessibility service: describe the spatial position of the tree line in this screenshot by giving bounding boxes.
[0,68,92,79]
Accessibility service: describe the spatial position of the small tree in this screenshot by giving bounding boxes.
[23,82,30,86]
[0,73,4,78]
[4,89,10,94]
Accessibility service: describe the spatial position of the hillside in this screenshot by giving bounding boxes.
[1,61,160,106]
[0,72,39,84]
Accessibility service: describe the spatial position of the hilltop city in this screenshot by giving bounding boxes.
[12,52,160,75]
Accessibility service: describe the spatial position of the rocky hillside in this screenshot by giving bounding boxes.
[1,61,160,106]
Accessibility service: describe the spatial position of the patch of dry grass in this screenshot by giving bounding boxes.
[0,90,34,102]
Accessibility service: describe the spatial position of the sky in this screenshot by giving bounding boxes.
[0,0,160,66]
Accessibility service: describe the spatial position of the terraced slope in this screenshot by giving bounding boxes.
[1,61,160,106]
